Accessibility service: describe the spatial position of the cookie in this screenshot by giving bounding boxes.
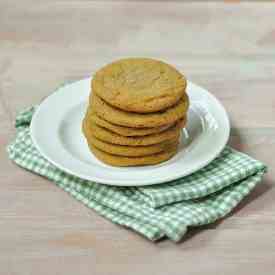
[91,58,187,113]
[83,117,183,146]
[84,131,179,157]
[86,110,184,137]
[91,93,189,128]
[89,144,178,167]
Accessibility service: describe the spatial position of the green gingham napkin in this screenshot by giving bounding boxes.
[7,107,267,242]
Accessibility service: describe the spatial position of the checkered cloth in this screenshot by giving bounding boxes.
[7,107,267,242]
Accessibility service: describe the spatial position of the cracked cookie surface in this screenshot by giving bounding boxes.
[91,58,187,113]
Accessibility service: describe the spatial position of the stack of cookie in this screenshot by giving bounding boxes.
[82,58,189,167]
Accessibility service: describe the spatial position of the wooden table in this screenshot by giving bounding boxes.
[1,1,275,274]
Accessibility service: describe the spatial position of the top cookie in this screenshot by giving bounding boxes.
[92,58,187,113]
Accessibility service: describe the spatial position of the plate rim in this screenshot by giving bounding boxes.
[30,78,230,186]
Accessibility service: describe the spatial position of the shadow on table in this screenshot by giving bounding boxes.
[228,125,246,151]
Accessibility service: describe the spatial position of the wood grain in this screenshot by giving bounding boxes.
[1,1,275,274]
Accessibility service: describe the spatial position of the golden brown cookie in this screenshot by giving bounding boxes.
[86,109,185,137]
[83,117,183,146]
[91,93,189,128]
[89,144,178,167]
[84,132,179,157]
[91,58,187,113]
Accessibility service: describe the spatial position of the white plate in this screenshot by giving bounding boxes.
[30,78,230,186]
